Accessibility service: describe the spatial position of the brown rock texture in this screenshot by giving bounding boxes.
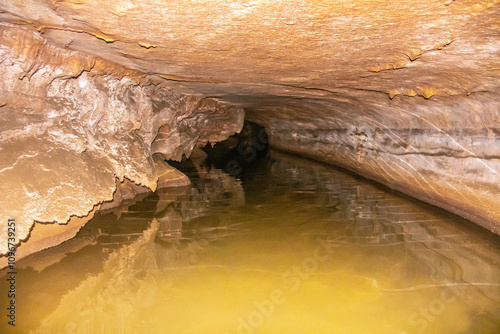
[0,0,499,259]
[0,24,243,260]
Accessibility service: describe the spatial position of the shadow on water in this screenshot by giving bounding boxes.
[1,125,500,333]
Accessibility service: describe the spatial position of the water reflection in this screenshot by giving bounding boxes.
[1,150,500,333]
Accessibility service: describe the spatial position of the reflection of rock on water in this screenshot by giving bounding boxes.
[6,148,500,334]
[32,219,207,333]
[28,158,250,332]
[89,166,246,246]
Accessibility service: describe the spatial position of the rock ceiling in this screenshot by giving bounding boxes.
[2,0,498,100]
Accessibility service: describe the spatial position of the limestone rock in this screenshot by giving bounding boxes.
[0,0,499,261]
[0,25,243,260]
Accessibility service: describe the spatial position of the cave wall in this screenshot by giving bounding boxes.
[0,25,244,263]
[1,0,500,262]
[245,93,500,235]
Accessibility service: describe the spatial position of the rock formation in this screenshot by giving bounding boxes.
[1,0,499,262]
[0,24,243,264]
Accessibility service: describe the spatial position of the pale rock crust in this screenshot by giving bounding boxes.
[0,25,244,262]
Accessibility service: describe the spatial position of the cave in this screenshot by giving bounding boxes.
[1,1,500,332]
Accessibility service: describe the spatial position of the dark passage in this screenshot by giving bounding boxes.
[201,121,269,177]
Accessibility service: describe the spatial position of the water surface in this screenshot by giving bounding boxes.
[1,151,500,333]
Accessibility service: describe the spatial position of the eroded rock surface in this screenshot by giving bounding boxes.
[0,0,499,261]
[0,25,243,261]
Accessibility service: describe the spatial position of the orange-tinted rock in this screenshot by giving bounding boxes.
[0,0,499,261]
[0,25,243,260]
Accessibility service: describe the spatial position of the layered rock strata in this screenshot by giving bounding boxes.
[246,94,500,234]
[0,0,499,263]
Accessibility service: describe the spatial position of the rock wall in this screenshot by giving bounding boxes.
[246,92,500,235]
[0,24,244,262]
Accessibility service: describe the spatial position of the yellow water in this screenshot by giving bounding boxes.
[2,151,500,333]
